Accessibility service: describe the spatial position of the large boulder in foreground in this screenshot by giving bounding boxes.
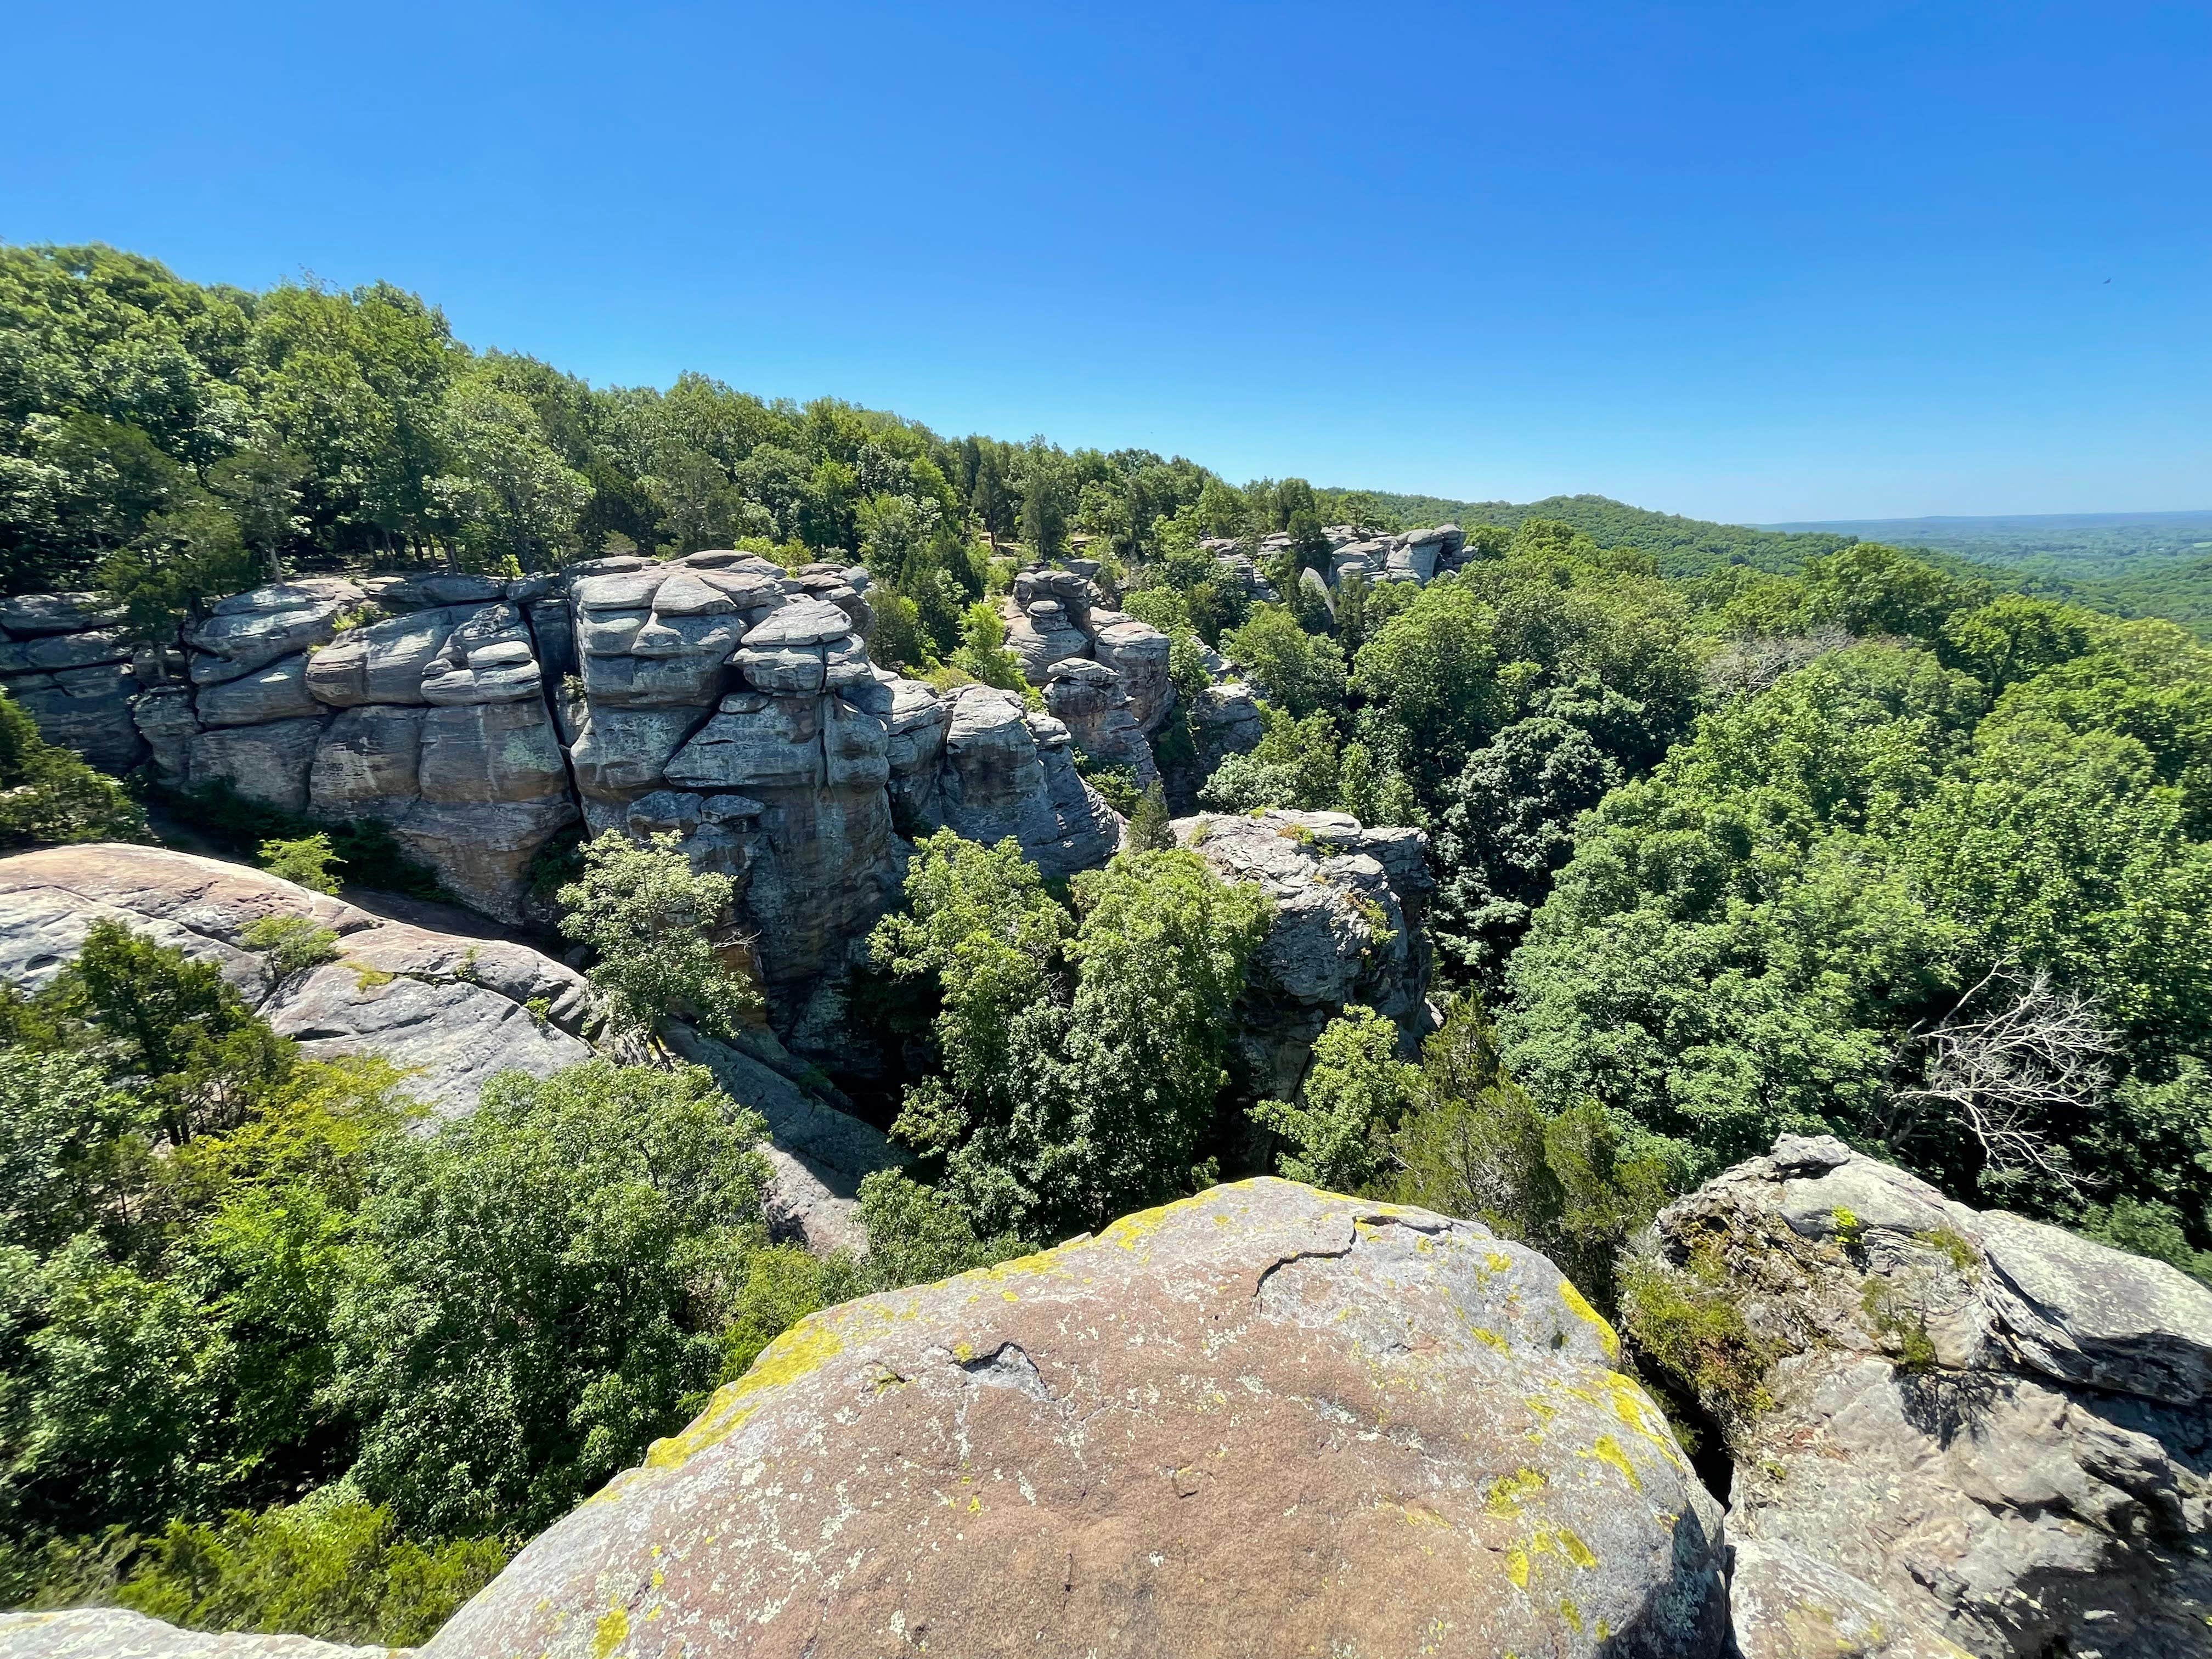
[0,843,592,1117]
[0,1607,399,1659]
[424,1179,1726,1659]
[1644,1135,2212,1659]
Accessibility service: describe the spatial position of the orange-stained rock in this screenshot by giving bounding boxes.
[422,1179,1726,1659]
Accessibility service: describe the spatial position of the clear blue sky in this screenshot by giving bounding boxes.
[5,1,2207,523]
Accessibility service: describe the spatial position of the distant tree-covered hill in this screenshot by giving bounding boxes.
[1347,490,1857,577]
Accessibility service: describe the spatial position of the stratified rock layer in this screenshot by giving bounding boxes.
[1650,1134,2212,1659]
[422,1179,1728,1659]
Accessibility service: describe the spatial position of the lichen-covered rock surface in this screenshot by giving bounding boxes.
[0,1607,403,1659]
[1650,1134,2212,1659]
[421,1178,1727,1659]
[0,842,592,1116]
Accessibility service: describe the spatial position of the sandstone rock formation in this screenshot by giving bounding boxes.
[0,590,144,772]
[0,843,593,1117]
[420,1179,1728,1659]
[0,1608,403,1659]
[1645,1134,2212,1659]
[1201,522,1471,597]
[1176,808,1434,1096]
[937,687,1122,874]
[0,560,1127,1003]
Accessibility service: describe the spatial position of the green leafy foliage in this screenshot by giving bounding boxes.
[870,832,1267,1236]
[555,832,760,1041]
[0,689,146,850]
[332,1060,768,1535]
[1384,1001,1679,1310]
[1251,1006,1417,1192]
[257,833,340,895]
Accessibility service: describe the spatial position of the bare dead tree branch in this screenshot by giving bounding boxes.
[1885,966,2111,1195]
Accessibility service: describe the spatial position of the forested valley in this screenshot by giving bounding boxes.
[3,244,2210,1645]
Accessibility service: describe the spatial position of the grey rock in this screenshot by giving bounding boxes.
[363,569,508,611]
[939,687,1121,877]
[664,695,825,791]
[575,647,727,708]
[311,704,426,810]
[417,699,569,806]
[571,568,669,611]
[385,795,579,927]
[419,1181,1725,1659]
[685,566,787,612]
[1044,658,1157,786]
[0,626,134,673]
[0,1606,403,1659]
[7,662,145,771]
[821,693,890,788]
[1651,1135,2212,1659]
[1003,596,1091,683]
[1010,565,1101,631]
[0,591,123,638]
[731,642,826,696]
[187,582,361,681]
[665,1025,899,1254]
[417,660,541,706]
[188,715,328,812]
[195,651,319,727]
[1176,809,1432,1097]
[1091,614,1173,731]
[568,705,708,802]
[0,843,592,1117]
[132,682,198,786]
[305,606,476,707]
[740,596,854,649]
[1191,681,1266,770]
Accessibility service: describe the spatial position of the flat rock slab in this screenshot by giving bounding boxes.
[0,844,592,1118]
[424,1180,1726,1659]
[0,1609,402,1659]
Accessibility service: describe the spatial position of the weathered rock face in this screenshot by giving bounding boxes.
[1,561,1127,1013]
[0,843,593,1118]
[938,687,1122,876]
[0,1607,402,1659]
[422,1180,1729,1659]
[1042,658,1157,786]
[665,1024,898,1255]
[1176,808,1434,1097]
[1648,1135,2212,1659]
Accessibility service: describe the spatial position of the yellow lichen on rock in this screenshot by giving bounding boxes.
[1556,1279,1621,1362]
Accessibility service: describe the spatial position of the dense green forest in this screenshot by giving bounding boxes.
[4,242,2210,1642]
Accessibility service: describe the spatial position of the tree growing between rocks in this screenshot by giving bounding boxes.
[554,832,759,1045]
[870,831,1269,1237]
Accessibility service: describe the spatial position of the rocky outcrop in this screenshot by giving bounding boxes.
[1176,808,1433,1097]
[0,1608,403,1659]
[665,1024,898,1254]
[421,1179,1728,1659]
[1041,658,1157,786]
[1644,1135,2212,1659]
[0,843,592,1118]
[991,566,1177,777]
[1202,523,1471,596]
[1,560,1126,1003]
[0,590,144,771]
[938,687,1122,876]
